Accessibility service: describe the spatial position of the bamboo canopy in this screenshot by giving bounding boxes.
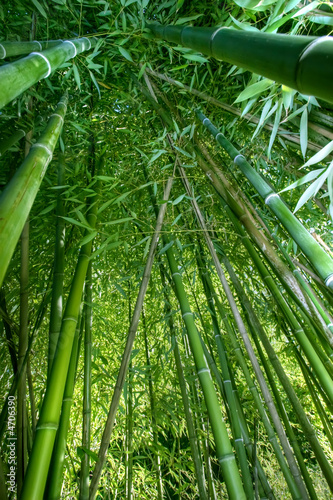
[147,24,333,104]
[1,2,333,499]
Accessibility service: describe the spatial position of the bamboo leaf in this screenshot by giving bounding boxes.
[89,71,101,99]
[115,283,127,297]
[31,0,48,18]
[294,162,333,212]
[118,46,133,62]
[104,217,133,225]
[73,64,81,91]
[173,193,186,205]
[175,15,203,24]
[235,79,273,103]
[267,99,282,158]
[158,240,174,255]
[80,231,97,246]
[279,168,325,193]
[183,54,209,63]
[300,107,308,159]
[302,140,333,168]
[149,149,167,164]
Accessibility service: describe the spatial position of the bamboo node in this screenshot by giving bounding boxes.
[197,367,209,375]
[234,154,245,164]
[325,273,333,288]
[0,43,6,59]
[30,52,52,78]
[37,422,58,431]
[203,117,210,125]
[81,37,92,50]
[64,40,77,58]
[31,142,53,158]
[182,311,193,318]
[172,272,181,277]
[34,40,42,51]
[51,113,64,124]
[265,193,279,205]
[327,323,333,328]
[218,453,235,464]
[63,316,78,323]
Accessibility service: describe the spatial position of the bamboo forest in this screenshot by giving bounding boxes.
[1,0,333,498]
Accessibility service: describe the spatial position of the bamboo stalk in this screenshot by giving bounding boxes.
[196,110,333,291]
[48,150,66,379]
[0,39,61,59]
[89,177,173,500]
[160,269,207,499]
[80,263,93,500]
[147,24,333,104]
[0,93,67,288]
[20,181,99,499]
[0,38,95,110]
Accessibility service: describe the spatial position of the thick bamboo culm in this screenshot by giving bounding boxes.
[196,110,333,291]
[147,24,333,104]
[0,37,95,110]
[0,39,61,59]
[0,93,67,289]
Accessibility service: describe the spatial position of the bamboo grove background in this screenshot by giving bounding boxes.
[0,0,333,498]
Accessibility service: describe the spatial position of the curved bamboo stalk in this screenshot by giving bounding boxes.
[196,110,333,292]
[0,38,95,110]
[0,93,67,288]
[147,24,333,104]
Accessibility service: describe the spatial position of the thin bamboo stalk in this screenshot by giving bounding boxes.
[160,269,207,499]
[142,312,164,500]
[0,93,67,288]
[20,182,99,499]
[48,150,66,379]
[0,38,95,109]
[89,177,173,500]
[196,110,333,291]
[147,24,333,103]
[80,263,93,500]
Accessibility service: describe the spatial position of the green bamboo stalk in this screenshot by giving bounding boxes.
[46,316,82,500]
[48,150,66,379]
[0,128,26,156]
[160,269,207,499]
[89,177,173,500]
[142,312,164,500]
[147,24,333,103]
[17,126,33,496]
[125,367,133,500]
[20,181,99,500]
[0,37,95,110]
[201,269,276,500]
[221,240,333,492]
[0,39,61,59]
[219,248,321,499]
[269,229,333,341]
[80,262,93,500]
[0,93,67,289]
[196,110,333,291]
[194,255,254,499]
[163,242,246,499]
